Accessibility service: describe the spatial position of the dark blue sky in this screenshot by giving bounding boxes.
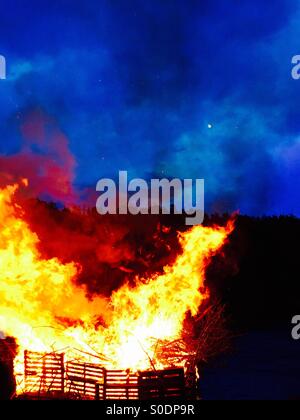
[0,0,300,215]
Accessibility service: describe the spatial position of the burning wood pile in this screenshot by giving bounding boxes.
[0,182,234,400]
[19,350,186,400]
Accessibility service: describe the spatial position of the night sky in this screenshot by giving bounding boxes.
[0,0,300,215]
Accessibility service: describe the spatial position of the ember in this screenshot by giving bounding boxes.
[0,181,233,397]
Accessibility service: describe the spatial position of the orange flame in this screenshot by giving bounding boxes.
[0,183,233,393]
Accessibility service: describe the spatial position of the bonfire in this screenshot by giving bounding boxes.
[0,181,233,398]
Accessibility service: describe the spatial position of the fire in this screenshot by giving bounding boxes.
[0,182,233,394]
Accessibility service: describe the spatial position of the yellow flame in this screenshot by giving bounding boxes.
[0,183,233,393]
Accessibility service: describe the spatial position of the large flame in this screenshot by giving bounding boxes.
[0,182,233,393]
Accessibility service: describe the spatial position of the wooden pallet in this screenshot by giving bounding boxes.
[101,369,139,400]
[24,351,64,394]
[138,368,185,399]
[66,361,105,399]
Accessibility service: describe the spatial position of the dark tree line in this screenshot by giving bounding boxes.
[205,214,300,329]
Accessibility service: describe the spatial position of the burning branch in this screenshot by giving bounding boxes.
[153,302,232,371]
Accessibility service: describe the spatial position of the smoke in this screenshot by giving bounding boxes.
[0,108,78,204]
